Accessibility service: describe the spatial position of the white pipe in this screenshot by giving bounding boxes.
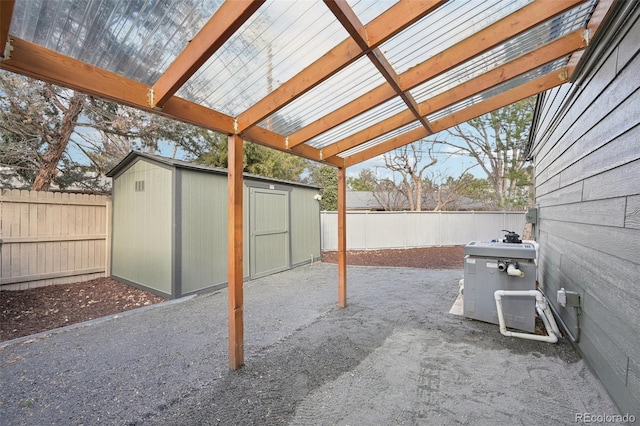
[506,263,525,277]
[494,290,560,343]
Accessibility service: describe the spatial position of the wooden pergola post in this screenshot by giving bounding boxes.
[337,166,347,307]
[227,134,244,370]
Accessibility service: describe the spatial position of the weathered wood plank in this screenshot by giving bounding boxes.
[0,190,109,288]
[0,267,104,285]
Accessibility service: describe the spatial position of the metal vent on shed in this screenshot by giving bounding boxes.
[135,180,145,192]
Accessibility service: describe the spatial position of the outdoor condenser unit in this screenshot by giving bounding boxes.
[463,234,537,333]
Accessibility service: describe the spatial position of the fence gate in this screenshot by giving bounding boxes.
[249,188,289,279]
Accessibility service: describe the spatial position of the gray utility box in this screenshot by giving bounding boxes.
[463,241,537,333]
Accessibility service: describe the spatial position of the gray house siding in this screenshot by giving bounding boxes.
[108,152,321,299]
[529,5,640,415]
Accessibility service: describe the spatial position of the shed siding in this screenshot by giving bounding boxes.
[249,188,290,278]
[180,170,228,294]
[529,9,640,415]
[112,159,172,295]
[110,153,321,297]
[290,186,321,266]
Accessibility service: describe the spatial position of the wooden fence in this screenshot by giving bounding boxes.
[0,189,111,290]
[1,189,527,290]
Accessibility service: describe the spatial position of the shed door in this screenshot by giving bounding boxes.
[249,188,290,279]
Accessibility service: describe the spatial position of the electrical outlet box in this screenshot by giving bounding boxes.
[557,288,580,307]
[525,207,538,224]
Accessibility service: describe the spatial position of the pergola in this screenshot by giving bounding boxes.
[0,0,614,369]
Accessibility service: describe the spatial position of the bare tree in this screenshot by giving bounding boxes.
[371,178,409,211]
[423,168,479,211]
[381,141,438,211]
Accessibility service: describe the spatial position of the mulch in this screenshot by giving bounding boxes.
[1,246,464,342]
[321,246,464,269]
[0,278,164,342]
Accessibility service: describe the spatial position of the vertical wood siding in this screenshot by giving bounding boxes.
[0,189,109,289]
[111,160,173,295]
[180,170,228,294]
[529,9,640,415]
[290,186,321,266]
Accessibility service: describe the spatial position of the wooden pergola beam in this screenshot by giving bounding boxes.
[340,127,430,166]
[337,166,347,307]
[236,0,445,132]
[227,134,244,370]
[322,29,587,159]
[152,0,264,108]
[321,109,417,159]
[0,0,14,59]
[240,125,344,167]
[288,0,583,150]
[324,0,369,51]
[340,69,570,166]
[287,84,396,148]
[419,30,587,117]
[0,37,236,135]
[430,70,571,133]
[399,0,584,91]
[568,0,615,74]
[324,0,431,147]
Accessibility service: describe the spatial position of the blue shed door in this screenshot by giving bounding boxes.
[249,188,290,279]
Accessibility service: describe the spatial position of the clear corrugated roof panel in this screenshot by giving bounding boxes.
[177,1,350,116]
[427,57,569,123]
[258,56,386,135]
[381,0,532,75]
[348,0,400,25]
[410,1,596,104]
[337,121,423,158]
[10,0,222,86]
[306,96,408,149]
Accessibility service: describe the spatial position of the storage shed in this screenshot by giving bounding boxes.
[106,151,321,298]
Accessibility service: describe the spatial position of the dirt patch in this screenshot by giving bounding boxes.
[0,246,464,342]
[0,278,164,342]
[322,246,464,269]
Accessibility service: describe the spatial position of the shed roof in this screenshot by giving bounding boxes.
[0,0,616,167]
[107,150,321,190]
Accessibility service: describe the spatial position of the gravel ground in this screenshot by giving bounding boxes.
[0,263,621,425]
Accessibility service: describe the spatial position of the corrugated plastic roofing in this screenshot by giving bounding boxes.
[1,0,607,168]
